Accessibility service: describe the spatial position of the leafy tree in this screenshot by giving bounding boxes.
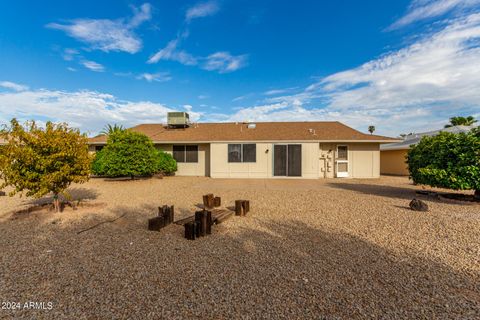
[444,116,477,128]
[407,128,480,198]
[100,124,125,135]
[0,119,91,211]
[91,130,174,178]
[156,150,177,175]
[368,125,375,134]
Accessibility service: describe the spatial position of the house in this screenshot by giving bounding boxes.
[89,113,398,179]
[380,125,477,176]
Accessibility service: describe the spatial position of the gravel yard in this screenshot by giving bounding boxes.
[0,176,479,319]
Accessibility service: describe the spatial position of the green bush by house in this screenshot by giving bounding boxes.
[407,128,480,198]
[92,130,177,178]
[156,150,177,175]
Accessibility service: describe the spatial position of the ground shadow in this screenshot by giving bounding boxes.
[328,182,474,206]
[26,187,99,207]
[218,219,480,318]
[0,207,478,318]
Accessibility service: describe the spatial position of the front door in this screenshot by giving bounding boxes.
[274,144,302,177]
[336,145,349,177]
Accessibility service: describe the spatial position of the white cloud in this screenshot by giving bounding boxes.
[82,60,105,72]
[148,42,248,73]
[0,81,29,92]
[62,48,79,61]
[186,1,219,22]
[223,13,480,136]
[321,13,480,111]
[202,52,248,73]
[46,3,151,54]
[389,0,480,30]
[136,72,172,82]
[264,87,299,96]
[147,39,198,65]
[128,3,153,28]
[67,67,77,72]
[0,88,190,135]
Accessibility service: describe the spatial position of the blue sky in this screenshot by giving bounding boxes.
[1,0,479,136]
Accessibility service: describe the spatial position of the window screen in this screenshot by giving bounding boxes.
[242,144,256,162]
[228,144,242,162]
[173,145,185,162]
[185,145,198,163]
[337,146,348,160]
[338,162,348,172]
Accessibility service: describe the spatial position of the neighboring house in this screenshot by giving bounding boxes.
[89,113,398,179]
[380,125,477,176]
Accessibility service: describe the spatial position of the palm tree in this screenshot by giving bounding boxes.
[444,116,477,128]
[368,125,375,135]
[100,124,125,135]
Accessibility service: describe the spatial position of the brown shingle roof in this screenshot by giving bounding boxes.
[89,121,398,144]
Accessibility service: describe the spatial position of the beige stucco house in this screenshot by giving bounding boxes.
[380,125,477,176]
[89,118,398,179]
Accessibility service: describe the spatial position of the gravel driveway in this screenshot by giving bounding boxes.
[0,176,479,319]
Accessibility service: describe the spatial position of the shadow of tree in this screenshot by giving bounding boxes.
[327,182,474,207]
[328,182,417,200]
[26,187,99,207]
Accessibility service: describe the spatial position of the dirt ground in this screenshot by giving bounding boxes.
[0,176,479,319]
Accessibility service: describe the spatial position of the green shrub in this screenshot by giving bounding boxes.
[91,149,106,176]
[156,150,177,174]
[407,128,480,197]
[92,130,162,178]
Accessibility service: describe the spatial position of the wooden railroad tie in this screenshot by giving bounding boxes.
[235,200,250,216]
[148,205,175,231]
[203,194,222,209]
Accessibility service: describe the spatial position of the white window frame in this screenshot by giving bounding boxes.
[336,145,349,178]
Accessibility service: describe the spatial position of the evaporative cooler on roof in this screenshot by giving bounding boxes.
[167,112,190,128]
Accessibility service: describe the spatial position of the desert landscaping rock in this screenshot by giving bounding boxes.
[0,176,478,319]
[409,198,429,211]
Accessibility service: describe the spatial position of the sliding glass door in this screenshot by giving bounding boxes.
[273,144,302,177]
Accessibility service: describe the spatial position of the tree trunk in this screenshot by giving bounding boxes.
[475,190,480,200]
[53,194,60,213]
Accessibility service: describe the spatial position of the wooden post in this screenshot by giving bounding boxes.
[169,205,174,224]
[158,205,175,225]
[195,221,201,238]
[206,211,212,235]
[185,222,196,240]
[235,200,244,216]
[195,210,207,237]
[203,194,214,209]
[243,200,250,214]
[213,196,221,207]
[148,216,165,231]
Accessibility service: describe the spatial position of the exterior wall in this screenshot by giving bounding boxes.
[348,143,380,178]
[210,143,272,178]
[88,141,381,179]
[380,149,409,176]
[157,144,210,177]
[210,142,320,179]
[319,143,380,178]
